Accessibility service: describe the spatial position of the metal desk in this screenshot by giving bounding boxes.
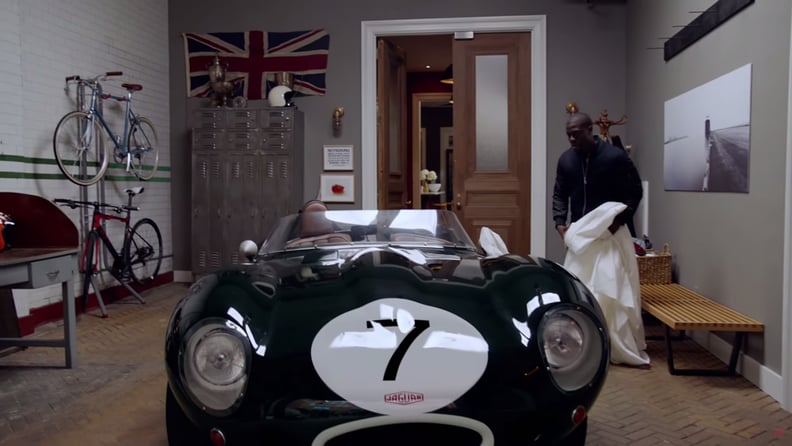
[0,247,78,368]
[0,192,80,369]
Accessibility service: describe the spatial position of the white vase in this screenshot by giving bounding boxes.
[428,183,442,193]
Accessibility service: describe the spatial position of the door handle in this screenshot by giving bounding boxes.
[405,200,412,206]
[455,193,462,210]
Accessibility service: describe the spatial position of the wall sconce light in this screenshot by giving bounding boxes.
[440,64,453,85]
[332,107,344,135]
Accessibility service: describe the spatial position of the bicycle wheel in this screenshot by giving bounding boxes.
[53,111,109,186]
[124,217,162,286]
[126,116,159,181]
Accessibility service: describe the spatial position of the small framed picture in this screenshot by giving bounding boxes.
[320,174,355,203]
[323,144,354,171]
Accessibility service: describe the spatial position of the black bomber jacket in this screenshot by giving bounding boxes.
[552,139,643,230]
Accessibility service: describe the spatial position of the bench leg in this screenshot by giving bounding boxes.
[664,326,745,376]
[726,332,745,375]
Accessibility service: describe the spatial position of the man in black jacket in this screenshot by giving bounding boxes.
[553,112,643,240]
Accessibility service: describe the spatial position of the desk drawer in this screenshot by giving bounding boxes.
[29,255,75,288]
[0,263,28,287]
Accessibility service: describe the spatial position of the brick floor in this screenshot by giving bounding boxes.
[0,282,791,445]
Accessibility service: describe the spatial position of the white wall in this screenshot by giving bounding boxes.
[0,0,171,317]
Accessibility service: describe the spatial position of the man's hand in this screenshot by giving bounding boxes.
[556,224,569,240]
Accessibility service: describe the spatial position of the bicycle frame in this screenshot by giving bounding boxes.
[55,188,161,317]
[81,205,131,276]
[55,72,160,186]
[81,82,142,167]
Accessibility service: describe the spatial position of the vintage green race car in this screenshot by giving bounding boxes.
[165,208,609,446]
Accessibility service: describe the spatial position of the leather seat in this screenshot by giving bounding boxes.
[285,201,352,248]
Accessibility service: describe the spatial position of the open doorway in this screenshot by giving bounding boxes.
[413,92,453,206]
[380,35,452,210]
[413,92,453,209]
[362,16,548,256]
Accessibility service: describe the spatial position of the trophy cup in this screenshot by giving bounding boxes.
[208,54,234,107]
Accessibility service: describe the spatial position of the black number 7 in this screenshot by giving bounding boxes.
[366,319,430,381]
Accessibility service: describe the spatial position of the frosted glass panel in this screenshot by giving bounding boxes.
[475,55,508,171]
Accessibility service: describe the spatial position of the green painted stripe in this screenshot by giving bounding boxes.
[0,172,68,180]
[0,171,170,182]
[0,154,60,165]
[103,174,170,183]
[107,162,172,172]
[0,154,171,172]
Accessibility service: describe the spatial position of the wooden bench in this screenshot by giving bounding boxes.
[640,283,764,376]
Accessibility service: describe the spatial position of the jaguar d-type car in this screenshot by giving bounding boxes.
[165,207,609,446]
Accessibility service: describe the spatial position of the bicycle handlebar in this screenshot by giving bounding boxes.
[53,198,138,213]
[64,71,123,84]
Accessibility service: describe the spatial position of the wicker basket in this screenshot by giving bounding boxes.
[636,243,672,285]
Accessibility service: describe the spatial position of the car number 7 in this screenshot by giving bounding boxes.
[366,319,430,381]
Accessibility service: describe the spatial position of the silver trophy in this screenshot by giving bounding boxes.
[208,54,234,107]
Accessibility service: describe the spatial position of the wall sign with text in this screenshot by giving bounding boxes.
[323,145,354,171]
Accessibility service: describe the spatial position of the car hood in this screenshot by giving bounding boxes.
[170,247,604,416]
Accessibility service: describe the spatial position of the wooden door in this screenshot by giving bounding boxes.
[376,39,410,209]
[453,32,532,255]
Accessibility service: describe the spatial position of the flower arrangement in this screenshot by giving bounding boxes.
[419,169,438,183]
[419,169,439,193]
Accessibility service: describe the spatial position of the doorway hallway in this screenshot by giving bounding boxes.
[361,15,548,257]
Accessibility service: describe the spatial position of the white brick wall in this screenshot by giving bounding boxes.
[0,0,171,317]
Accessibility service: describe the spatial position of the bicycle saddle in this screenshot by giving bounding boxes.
[122,83,142,92]
[125,187,144,196]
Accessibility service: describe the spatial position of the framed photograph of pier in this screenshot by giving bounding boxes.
[663,63,752,193]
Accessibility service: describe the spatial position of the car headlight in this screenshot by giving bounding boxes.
[182,319,250,413]
[539,308,605,392]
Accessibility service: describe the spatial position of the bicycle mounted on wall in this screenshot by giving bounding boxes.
[53,71,159,186]
[54,187,162,317]
[53,72,162,317]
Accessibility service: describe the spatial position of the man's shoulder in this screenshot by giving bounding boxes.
[597,140,629,158]
[559,147,577,159]
[557,148,578,166]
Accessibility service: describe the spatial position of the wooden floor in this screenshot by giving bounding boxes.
[0,282,791,445]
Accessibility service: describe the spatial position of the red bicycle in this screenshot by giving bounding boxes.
[55,186,162,316]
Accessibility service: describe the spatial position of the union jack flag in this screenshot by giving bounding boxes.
[182,30,330,100]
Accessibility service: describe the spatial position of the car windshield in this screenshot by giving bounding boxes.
[260,209,477,254]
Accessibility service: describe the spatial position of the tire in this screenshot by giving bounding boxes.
[53,111,109,186]
[166,386,208,446]
[126,116,159,181]
[125,218,162,286]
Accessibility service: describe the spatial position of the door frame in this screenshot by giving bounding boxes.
[783,3,792,411]
[413,92,453,208]
[361,15,547,256]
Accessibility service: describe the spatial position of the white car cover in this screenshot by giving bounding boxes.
[562,202,650,366]
[479,226,509,257]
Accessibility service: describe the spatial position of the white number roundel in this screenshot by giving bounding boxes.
[311,298,489,415]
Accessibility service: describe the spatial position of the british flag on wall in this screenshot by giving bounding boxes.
[182,30,330,100]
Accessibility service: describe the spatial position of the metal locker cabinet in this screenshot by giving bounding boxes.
[189,100,304,277]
